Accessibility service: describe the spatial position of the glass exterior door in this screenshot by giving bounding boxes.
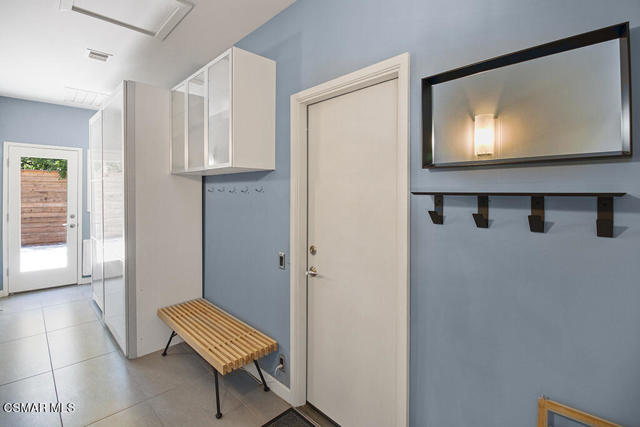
[6,144,79,292]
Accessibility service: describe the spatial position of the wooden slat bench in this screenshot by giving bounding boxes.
[158,298,278,419]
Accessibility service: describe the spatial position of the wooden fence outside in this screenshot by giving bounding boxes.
[21,169,67,246]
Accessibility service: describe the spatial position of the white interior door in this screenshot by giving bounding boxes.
[6,144,80,293]
[307,79,400,427]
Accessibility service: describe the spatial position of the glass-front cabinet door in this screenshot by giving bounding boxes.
[187,72,206,170]
[89,111,104,311]
[208,53,231,167]
[101,87,127,355]
[171,84,186,172]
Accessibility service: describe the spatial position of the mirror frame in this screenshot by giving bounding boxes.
[421,22,632,168]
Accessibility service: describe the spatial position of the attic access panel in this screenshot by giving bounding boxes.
[61,0,193,40]
[422,22,631,168]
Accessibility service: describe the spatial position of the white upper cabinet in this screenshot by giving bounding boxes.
[171,47,276,175]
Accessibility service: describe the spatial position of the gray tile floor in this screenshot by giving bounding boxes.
[0,284,291,426]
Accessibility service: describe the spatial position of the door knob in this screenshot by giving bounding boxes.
[306,266,318,277]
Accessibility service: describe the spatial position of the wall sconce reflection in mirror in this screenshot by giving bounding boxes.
[474,114,496,157]
[422,22,631,168]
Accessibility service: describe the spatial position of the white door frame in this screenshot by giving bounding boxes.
[2,141,84,296]
[289,53,410,426]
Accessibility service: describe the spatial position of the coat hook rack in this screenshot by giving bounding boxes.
[472,195,489,228]
[411,191,626,237]
[528,196,545,233]
[428,194,444,224]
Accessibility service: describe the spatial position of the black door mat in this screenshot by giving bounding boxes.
[262,408,316,427]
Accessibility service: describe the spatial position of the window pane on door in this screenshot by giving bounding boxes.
[20,157,68,272]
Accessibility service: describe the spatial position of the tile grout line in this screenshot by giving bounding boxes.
[0,297,91,316]
[84,348,218,426]
[2,285,89,308]
[84,386,176,426]
[52,349,118,373]
[39,295,95,310]
[0,330,48,346]
[0,318,99,346]
[0,369,52,388]
[187,347,291,420]
[45,317,103,335]
[86,352,256,426]
[41,307,63,427]
[0,303,98,345]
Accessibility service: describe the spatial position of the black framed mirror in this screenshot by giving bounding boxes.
[422,22,631,168]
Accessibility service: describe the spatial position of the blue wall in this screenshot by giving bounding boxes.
[203,1,640,425]
[0,96,95,290]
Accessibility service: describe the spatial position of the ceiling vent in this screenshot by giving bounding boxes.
[64,87,109,108]
[87,49,112,62]
[59,0,194,41]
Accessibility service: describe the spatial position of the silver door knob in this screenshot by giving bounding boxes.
[306,266,318,277]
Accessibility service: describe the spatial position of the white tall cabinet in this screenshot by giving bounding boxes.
[171,47,276,175]
[89,81,202,358]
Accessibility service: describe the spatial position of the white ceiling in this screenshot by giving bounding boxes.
[0,0,295,109]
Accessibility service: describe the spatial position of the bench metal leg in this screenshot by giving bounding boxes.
[162,331,177,356]
[214,369,222,419]
[254,360,270,392]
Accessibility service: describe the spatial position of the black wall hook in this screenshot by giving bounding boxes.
[472,196,489,228]
[596,196,614,237]
[428,194,444,224]
[528,196,545,233]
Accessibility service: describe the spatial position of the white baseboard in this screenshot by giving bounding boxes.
[0,289,7,298]
[242,363,293,405]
